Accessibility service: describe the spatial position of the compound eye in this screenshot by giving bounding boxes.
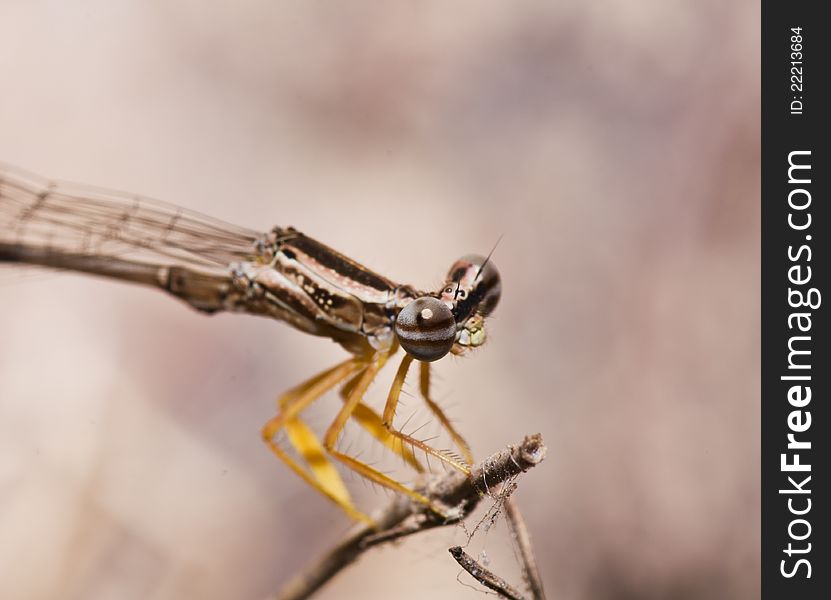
[395,297,456,362]
[446,254,501,316]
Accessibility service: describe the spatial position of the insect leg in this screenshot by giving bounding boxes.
[323,353,445,515]
[339,367,424,472]
[380,355,471,474]
[418,360,474,465]
[261,357,371,524]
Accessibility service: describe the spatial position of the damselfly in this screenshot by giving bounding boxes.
[0,164,501,524]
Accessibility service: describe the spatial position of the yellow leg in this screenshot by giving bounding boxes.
[323,353,444,514]
[419,361,474,465]
[340,370,424,472]
[261,357,372,524]
[380,355,471,474]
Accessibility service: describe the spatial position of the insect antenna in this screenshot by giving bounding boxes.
[473,233,504,283]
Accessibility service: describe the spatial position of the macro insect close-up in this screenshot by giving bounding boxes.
[1,164,506,528]
[1,3,760,600]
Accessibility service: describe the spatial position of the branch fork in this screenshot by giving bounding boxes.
[271,434,547,600]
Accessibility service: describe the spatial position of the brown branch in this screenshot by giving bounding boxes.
[505,497,547,600]
[449,546,527,600]
[269,433,546,600]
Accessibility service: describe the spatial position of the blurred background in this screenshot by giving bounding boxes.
[0,1,759,599]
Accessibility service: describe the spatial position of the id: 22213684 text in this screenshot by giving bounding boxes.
[790,27,804,115]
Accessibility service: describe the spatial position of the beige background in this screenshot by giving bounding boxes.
[0,2,759,599]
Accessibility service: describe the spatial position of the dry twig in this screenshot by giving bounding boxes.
[270,433,546,600]
[449,546,527,600]
[505,496,546,599]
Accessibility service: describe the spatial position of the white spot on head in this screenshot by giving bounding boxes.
[421,308,434,320]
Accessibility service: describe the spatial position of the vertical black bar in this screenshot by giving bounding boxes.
[762,2,828,598]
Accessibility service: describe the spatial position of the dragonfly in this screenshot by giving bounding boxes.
[0,163,501,524]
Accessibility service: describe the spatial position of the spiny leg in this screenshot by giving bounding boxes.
[381,354,470,474]
[340,369,424,472]
[261,357,372,524]
[419,360,474,465]
[323,353,442,514]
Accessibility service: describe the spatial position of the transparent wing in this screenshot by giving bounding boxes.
[0,163,261,270]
